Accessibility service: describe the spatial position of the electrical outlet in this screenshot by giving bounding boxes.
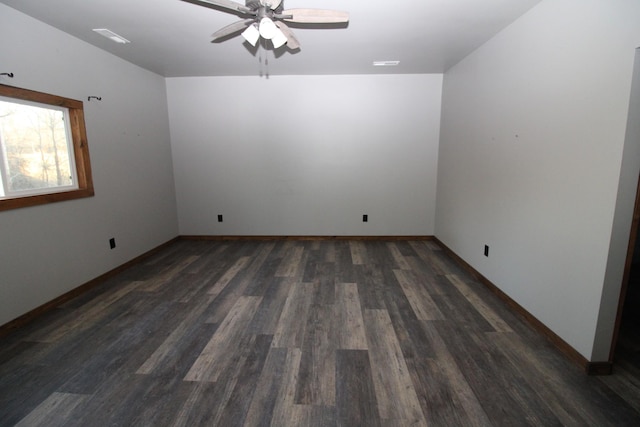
[363,214,368,222]
[218,214,223,223]
[109,238,116,250]
[484,245,489,257]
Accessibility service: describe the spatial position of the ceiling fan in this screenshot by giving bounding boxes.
[181,0,349,50]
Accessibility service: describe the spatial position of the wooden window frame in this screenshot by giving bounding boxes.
[0,84,94,211]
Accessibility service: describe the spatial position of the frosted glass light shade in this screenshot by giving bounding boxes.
[271,28,287,48]
[258,17,277,39]
[241,24,260,46]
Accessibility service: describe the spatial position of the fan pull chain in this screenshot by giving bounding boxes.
[263,39,270,79]
[265,50,270,79]
[257,40,263,78]
[256,39,270,79]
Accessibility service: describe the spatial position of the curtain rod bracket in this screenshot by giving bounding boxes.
[87,96,102,101]
[0,72,14,78]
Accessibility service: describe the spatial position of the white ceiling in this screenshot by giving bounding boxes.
[0,0,541,77]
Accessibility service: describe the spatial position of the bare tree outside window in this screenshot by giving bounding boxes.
[0,101,73,193]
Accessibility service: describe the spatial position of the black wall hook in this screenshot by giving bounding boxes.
[0,73,14,78]
[87,96,102,101]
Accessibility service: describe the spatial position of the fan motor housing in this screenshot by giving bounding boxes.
[248,0,283,14]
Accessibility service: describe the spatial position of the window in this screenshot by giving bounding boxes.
[0,84,93,211]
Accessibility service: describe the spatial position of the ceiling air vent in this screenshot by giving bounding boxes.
[373,61,400,67]
[92,28,130,44]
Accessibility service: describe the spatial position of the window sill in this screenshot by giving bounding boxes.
[0,188,94,212]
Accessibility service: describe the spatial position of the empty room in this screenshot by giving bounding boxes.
[1,0,640,425]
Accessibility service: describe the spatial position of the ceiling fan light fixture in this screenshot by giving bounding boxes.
[258,17,278,40]
[182,0,350,53]
[241,23,260,46]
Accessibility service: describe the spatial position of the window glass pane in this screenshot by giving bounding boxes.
[0,99,75,195]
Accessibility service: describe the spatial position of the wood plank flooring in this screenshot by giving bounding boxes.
[1,239,640,426]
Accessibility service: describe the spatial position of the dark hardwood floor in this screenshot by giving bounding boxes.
[601,265,640,416]
[1,239,639,426]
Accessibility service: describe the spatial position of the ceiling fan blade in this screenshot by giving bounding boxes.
[181,0,252,15]
[275,21,300,49]
[280,9,349,24]
[211,18,254,41]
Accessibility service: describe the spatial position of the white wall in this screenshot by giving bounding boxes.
[436,0,640,360]
[167,74,442,236]
[0,4,179,326]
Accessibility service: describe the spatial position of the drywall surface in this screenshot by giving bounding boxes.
[0,4,179,326]
[436,0,640,360]
[167,74,442,236]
